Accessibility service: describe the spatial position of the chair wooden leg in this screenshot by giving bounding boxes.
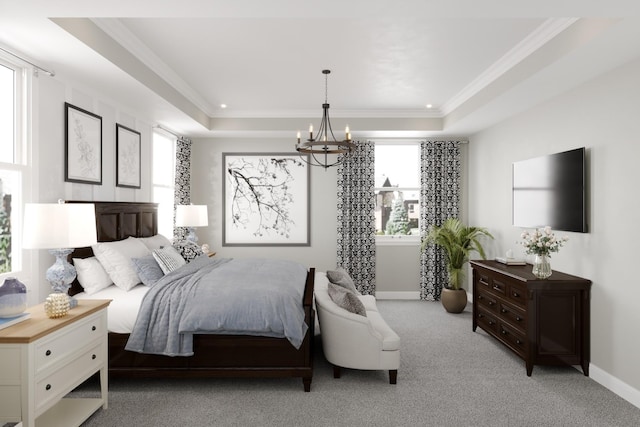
[389,369,397,384]
[333,365,341,379]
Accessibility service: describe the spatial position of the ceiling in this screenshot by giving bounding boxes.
[1,1,640,139]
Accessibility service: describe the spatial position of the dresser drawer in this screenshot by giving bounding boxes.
[35,341,105,415]
[476,307,498,334]
[476,289,498,313]
[35,310,105,374]
[506,282,527,308]
[499,301,526,333]
[498,322,526,356]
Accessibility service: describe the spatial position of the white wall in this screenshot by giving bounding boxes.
[468,57,640,404]
[28,75,153,302]
[190,138,339,273]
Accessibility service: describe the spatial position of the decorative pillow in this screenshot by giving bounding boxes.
[131,255,165,287]
[153,246,186,274]
[327,283,367,317]
[138,234,172,251]
[73,257,112,295]
[173,240,204,262]
[92,237,151,291]
[326,267,359,294]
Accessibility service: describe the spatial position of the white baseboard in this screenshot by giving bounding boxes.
[590,363,640,409]
[375,291,421,300]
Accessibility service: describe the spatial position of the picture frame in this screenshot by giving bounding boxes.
[223,152,310,246]
[116,123,141,189]
[64,102,102,185]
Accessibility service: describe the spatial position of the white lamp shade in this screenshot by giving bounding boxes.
[176,205,208,227]
[23,203,98,249]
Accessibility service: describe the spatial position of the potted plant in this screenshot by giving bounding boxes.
[422,218,493,313]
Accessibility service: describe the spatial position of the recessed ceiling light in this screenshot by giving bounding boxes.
[426,104,433,109]
[220,104,227,109]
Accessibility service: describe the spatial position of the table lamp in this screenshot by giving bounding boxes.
[23,201,97,307]
[175,204,208,244]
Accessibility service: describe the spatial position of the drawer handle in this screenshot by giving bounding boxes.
[516,339,522,345]
[45,349,51,356]
[92,354,97,360]
[493,286,501,291]
[488,320,494,326]
[488,301,494,306]
[501,308,507,313]
[501,329,507,335]
[478,314,484,318]
[478,295,483,300]
[92,325,97,331]
[516,316,522,322]
[512,292,519,297]
[46,384,52,391]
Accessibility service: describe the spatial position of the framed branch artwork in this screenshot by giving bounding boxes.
[116,123,141,189]
[223,152,310,246]
[64,102,102,185]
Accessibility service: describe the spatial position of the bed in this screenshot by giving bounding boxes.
[66,201,315,392]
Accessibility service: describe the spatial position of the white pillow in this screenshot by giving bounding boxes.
[153,246,186,274]
[73,257,112,295]
[139,234,172,251]
[92,237,151,291]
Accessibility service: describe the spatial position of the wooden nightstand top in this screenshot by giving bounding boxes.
[0,299,111,344]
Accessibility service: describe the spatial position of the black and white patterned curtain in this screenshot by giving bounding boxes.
[419,141,461,301]
[172,136,202,260]
[336,141,376,295]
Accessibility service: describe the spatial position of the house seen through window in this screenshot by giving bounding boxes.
[375,143,420,241]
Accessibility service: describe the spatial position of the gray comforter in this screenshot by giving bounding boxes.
[125,256,309,356]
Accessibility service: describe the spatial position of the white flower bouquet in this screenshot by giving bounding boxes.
[520,226,568,257]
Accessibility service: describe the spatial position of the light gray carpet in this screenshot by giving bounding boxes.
[72,301,640,426]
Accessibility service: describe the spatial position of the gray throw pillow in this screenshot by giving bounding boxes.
[326,267,359,294]
[327,283,367,317]
[131,255,165,287]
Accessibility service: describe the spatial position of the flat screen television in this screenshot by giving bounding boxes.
[512,147,587,233]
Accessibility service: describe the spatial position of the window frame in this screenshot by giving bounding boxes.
[151,130,176,239]
[0,55,29,280]
[374,141,421,246]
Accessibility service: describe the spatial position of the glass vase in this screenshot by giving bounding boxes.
[532,254,552,279]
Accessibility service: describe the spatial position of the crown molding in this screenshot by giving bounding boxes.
[91,18,217,116]
[441,17,579,115]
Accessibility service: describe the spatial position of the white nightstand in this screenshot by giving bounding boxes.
[0,299,110,427]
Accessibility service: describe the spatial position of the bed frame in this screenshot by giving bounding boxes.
[66,201,315,391]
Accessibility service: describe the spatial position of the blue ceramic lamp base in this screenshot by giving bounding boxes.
[46,248,78,308]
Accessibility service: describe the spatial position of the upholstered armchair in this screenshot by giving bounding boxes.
[314,273,400,384]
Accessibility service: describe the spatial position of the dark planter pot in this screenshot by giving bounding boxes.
[441,288,467,313]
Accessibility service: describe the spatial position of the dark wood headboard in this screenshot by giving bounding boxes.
[66,201,159,295]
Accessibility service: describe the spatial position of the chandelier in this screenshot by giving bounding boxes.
[296,69,356,168]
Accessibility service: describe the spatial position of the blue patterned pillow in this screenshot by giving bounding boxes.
[131,255,164,287]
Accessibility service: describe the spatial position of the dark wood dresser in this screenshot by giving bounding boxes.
[470,260,591,376]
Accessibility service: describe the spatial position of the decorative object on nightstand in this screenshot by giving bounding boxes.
[23,201,97,308]
[519,226,568,279]
[176,204,208,244]
[44,292,70,318]
[0,277,27,318]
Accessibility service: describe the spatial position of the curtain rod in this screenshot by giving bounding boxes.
[153,125,181,138]
[0,46,55,77]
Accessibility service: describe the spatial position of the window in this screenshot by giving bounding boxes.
[375,143,421,244]
[0,58,26,276]
[152,131,176,239]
